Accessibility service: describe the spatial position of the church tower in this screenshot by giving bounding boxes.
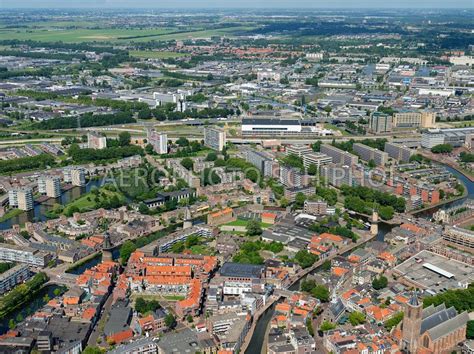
[401,292,422,353]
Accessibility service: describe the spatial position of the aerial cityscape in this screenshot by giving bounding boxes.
[0,2,472,354]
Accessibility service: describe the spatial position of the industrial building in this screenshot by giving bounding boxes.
[241,118,332,137]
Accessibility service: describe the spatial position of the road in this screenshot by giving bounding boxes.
[88,292,113,347]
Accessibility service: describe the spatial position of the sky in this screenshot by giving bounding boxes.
[1,0,473,9]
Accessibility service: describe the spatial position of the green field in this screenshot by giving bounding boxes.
[0,25,255,43]
[0,208,23,223]
[130,50,188,59]
[224,219,272,229]
[62,187,125,215]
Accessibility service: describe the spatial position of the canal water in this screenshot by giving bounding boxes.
[0,179,104,230]
[0,284,63,334]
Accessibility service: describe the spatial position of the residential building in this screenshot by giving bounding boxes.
[303,200,328,215]
[87,131,107,150]
[320,144,358,166]
[246,150,278,178]
[0,243,51,267]
[148,129,168,154]
[63,167,86,187]
[279,166,307,188]
[320,165,359,187]
[353,143,388,166]
[284,186,316,202]
[8,187,34,211]
[204,127,226,151]
[0,264,30,295]
[38,175,61,198]
[384,142,413,163]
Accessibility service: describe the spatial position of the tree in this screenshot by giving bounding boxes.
[138,202,150,215]
[246,219,263,236]
[145,143,155,155]
[431,144,453,154]
[205,151,218,161]
[280,197,289,208]
[8,319,15,330]
[311,284,330,302]
[176,137,189,147]
[181,157,194,171]
[467,320,474,339]
[320,320,336,332]
[321,260,331,271]
[348,311,366,326]
[372,275,388,290]
[186,314,194,323]
[307,163,318,176]
[295,192,306,208]
[120,240,137,265]
[165,313,177,329]
[368,159,376,169]
[118,131,131,146]
[294,250,318,269]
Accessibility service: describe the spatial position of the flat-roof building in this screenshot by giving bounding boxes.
[320,144,358,166]
[204,127,226,151]
[353,143,388,166]
[384,142,413,163]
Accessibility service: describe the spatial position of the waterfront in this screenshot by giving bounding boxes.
[0,179,104,230]
[0,284,63,334]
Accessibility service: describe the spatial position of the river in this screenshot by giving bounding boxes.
[0,179,104,230]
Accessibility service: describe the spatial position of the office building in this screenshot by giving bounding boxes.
[353,143,388,166]
[321,144,358,166]
[285,144,312,158]
[204,127,226,151]
[38,175,61,198]
[8,187,34,211]
[0,264,30,295]
[393,111,436,128]
[63,167,86,187]
[87,132,107,150]
[148,129,168,154]
[369,112,392,133]
[421,127,474,149]
[302,152,333,170]
[0,243,51,267]
[384,142,413,163]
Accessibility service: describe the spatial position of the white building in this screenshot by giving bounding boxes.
[63,167,86,187]
[8,187,34,211]
[148,129,168,154]
[38,175,61,198]
[204,127,226,151]
[87,132,107,150]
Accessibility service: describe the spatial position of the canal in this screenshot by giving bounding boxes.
[0,179,105,230]
[0,284,64,334]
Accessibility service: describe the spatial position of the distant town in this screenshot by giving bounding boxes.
[0,7,473,354]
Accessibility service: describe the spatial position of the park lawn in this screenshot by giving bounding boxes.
[189,245,213,255]
[64,188,125,213]
[130,50,188,59]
